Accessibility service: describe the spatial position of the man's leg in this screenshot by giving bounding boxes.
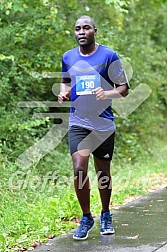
[72,150,94,240]
[68,126,95,239]
[72,150,90,214]
[94,156,115,235]
[93,156,112,211]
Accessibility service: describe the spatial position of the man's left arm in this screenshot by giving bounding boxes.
[93,55,130,100]
[92,83,129,100]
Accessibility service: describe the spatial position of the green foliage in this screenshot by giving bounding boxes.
[0,0,167,250]
[111,0,167,154]
[105,0,131,13]
[0,0,166,162]
[0,139,167,251]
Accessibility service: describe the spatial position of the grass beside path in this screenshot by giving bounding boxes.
[0,141,167,252]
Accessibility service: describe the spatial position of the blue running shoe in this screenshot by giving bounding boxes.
[73,216,94,240]
[100,212,115,235]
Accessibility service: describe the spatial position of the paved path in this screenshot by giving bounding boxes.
[33,188,167,252]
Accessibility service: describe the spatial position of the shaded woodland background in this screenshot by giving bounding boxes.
[0,0,167,162]
[0,0,167,250]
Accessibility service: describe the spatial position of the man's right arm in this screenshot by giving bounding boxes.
[58,80,71,104]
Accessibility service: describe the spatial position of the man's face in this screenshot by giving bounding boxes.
[74,18,97,47]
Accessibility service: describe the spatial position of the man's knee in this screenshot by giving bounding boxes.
[97,170,111,179]
[96,170,112,189]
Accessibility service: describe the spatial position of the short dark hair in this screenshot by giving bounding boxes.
[76,15,96,28]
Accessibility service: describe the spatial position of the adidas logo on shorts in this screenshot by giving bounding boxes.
[103,153,110,158]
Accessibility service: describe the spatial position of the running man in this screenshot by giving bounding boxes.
[58,15,129,240]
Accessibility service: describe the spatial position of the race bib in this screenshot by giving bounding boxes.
[76,75,101,95]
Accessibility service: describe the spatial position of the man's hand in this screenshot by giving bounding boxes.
[92,87,107,100]
[92,84,129,100]
[58,91,70,104]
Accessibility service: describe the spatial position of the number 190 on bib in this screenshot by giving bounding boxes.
[76,75,101,95]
